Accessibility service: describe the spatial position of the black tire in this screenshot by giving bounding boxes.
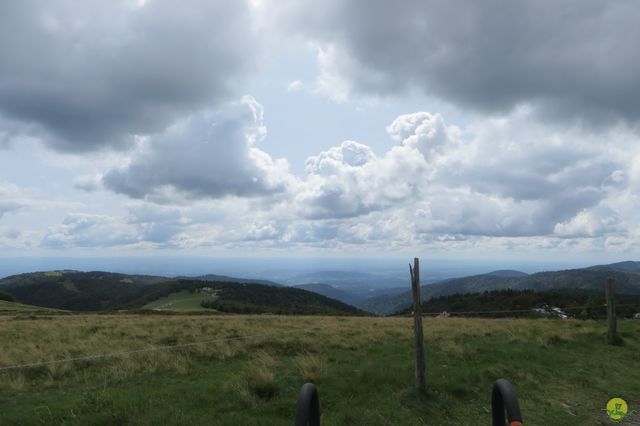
[295,383,320,426]
[492,379,523,425]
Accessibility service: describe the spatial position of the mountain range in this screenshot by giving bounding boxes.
[358,262,640,315]
[2,261,640,316]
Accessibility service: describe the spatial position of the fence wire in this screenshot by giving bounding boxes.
[0,327,313,372]
[2,302,638,371]
[420,302,640,317]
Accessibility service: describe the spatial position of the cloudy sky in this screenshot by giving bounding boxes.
[1,0,640,264]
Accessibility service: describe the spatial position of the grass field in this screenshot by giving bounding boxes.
[141,289,218,312]
[0,312,638,425]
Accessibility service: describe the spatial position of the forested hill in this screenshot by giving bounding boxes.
[361,262,640,315]
[0,270,169,289]
[394,289,640,318]
[0,271,364,315]
[200,283,365,315]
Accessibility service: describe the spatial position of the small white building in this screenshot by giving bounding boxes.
[633,313,640,320]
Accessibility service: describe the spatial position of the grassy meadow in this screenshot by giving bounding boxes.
[0,312,639,425]
[141,290,218,312]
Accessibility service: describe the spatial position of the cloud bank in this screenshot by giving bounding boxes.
[0,0,256,152]
[267,0,640,123]
[45,98,639,252]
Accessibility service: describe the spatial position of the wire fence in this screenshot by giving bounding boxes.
[2,302,639,372]
[0,327,314,372]
[421,303,640,317]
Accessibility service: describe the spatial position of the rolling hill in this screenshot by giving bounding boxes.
[0,271,363,315]
[0,271,171,311]
[361,262,640,315]
[198,282,365,315]
[485,269,529,278]
[589,260,640,273]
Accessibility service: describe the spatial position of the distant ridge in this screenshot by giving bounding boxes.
[360,261,640,315]
[179,274,283,287]
[486,269,529,278]
[0,270,363,315]
[589,260,640,273]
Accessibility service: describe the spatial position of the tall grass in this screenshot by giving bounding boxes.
[0,314,638,425]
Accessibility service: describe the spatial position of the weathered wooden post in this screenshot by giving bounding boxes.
[606,277,618,344]
[409,257,426,391]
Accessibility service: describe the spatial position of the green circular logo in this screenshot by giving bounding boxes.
[606,398,628,422]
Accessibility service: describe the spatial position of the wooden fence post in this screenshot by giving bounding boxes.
[409,257,426,391]
[606,277,618,344]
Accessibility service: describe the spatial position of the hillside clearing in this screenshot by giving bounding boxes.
[0,314,638,425]
[141,289,218,312]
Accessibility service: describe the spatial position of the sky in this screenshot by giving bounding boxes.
[1,0,640,268]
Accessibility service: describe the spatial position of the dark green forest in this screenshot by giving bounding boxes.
[395,289,640,319]
[200,283,364,315]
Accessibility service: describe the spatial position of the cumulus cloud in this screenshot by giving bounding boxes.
[268,0,640,123]
[93,103,637,245]
[102,96,293,202]
[0,0,256,152]
[293,108,635,241]
[295,140,428,219]
[553,207,622,238]
[52,100,638,252]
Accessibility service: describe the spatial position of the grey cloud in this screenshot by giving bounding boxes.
[273,0,640,122]
[0,201,22,218]
[102,97,292,202]
[73,175,102,192]
[0,0,256,152]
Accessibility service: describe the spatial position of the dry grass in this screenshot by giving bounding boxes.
[295,353,328,382]
[0,314,410,391]
[0,315,609,384]
[1,314,638,425]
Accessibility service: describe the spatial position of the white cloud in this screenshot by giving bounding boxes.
[101,96,294,202]
[295,140,427,219]
[553,207,621,238]
[287,80,303,92]
[49,104,640,253]
[291,108,638,243]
